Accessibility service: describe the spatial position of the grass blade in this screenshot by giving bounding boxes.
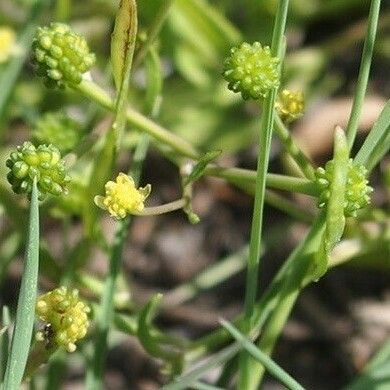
[0,306,11,382]
[3,179,40,390]
[354,98,390,169]
[162,342,241,390]
[221,319,305,390]
[345,0,381,149]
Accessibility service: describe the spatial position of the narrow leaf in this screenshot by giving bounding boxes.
[161,342,241,390]
[184,150,222,186]
[4,179,40,389]
[111,0,138,91]
[220,320,305,390]
[354,98,390,169]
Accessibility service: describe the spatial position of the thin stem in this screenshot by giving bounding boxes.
[163,246,248,307]
[85,217,131,390]
[139,198,186,216]
[86,136,149,389]
[133,0,175,68]
[205,166,319,196]
[221,320,305,390]
[265,190,313,224]
[74,80,199,159]
[186,214,325,363]
[239,1,290,387]
[345,0,381,150]
[4,179,40,390]
[274,114,315,180]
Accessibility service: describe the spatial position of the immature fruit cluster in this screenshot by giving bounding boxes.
[33,112,81,153]
[36,287,90,352]
[315,159,373,217]
[275,89,304,122]
[6,141,70,199]
[32,23,95,88]
[94,173,151,219]
[223,42,279,100]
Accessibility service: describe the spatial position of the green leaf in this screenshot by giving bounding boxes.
[162,343,241,390]
[144,46,162,115]
[220,320,305,390]
[312,127,349,280]
[183,150,221,186]
[345,337,390,390]
[0,306,10,382]
[4,179,40,389]
[354,98,390,170]
[111,0,138,91]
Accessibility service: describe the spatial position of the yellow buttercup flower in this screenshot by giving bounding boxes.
[275,89,304,122]
[36,287,90,353]
[94,173,151,219]
[0,26,16,63]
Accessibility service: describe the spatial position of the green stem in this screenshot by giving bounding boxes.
[187,214,325,363]
[163,246,249,307]
[4,179,40,390]
[139,198,186,216]
[221,320,305,390]
[345,0,381,150]
[239,1,290,387]
[133,0,175,68]
[205,166,319,196]
[85,217,131,390]
[86,135,150,390]
[274,114,315,180]
[74,80,199,159]
[265,190,313,224]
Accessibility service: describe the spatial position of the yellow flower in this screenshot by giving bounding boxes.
[36,287,90,352]
[94,173,151,219]
[275,89,304,122]
[0,26,16,63]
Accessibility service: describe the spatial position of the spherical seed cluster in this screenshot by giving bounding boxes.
[223,42,279,100]
[33,112,81,153]
[94,173,151,219]
[36,287,90,352]
[32,23,95,88]
[315,159,373,217]
[0,26,16,63]
[6,141,70,199]
[275,89,304,122]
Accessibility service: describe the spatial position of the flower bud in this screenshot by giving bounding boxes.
[32,23,95,89]
[315,159,373,217]
[36,287,90,352]
[6,141,70,199]
[223,42,279,100]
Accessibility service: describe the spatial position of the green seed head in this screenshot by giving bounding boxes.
[33,112,81,153]
[6,141,70,200]
[36,287,90,352]
[315,159,373,217]
[223,42,279,100]
[32,23,95,89]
